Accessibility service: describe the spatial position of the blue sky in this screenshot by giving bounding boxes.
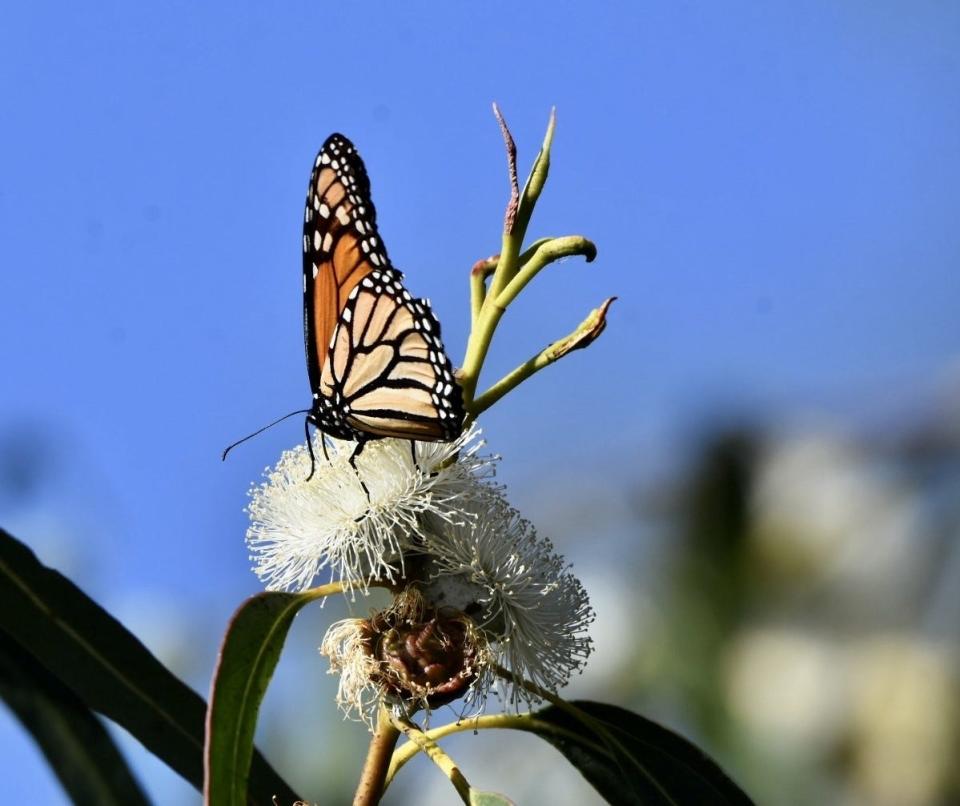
[1,2,959,802]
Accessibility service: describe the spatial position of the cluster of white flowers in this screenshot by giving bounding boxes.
[246,424,493,592]
[246,425,593,723]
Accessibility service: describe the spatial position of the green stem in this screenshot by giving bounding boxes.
[390,714,473,803]
[469,256,497,327]
[383,712,607,787]
[460,292,506,408]
[470,297,615,418]
[494,236,596,310]
[470,349,551,418]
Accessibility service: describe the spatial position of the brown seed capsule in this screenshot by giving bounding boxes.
[362,608,481,707]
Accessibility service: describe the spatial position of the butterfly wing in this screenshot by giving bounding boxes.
[303,133,381,396]
[303,134,463,442]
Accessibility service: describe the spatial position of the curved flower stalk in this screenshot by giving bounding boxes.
[246,423,494,593]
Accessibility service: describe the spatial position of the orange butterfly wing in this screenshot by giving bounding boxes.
[303,135,380,391]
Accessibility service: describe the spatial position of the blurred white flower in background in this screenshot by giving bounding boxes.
[724,628,850,757]
[724,423,960,806]
[751,430,924,616]
[848,636,958,806]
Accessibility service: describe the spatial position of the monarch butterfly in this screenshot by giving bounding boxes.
[223,134,464,474]
[223,134,464,477]
[302,133,463,454]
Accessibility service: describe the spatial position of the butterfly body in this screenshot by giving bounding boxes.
[302,134,463,452]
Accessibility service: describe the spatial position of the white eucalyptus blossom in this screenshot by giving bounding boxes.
[320,616,387,727]
[246,423,494,592]
[420,494,595,707]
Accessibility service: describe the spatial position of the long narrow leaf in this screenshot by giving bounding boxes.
[0,630,151,806]
[0,527,300,805]
[204,587,336,806]
[530,700,753,805]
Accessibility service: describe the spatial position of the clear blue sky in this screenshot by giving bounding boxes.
[2,2,959,802]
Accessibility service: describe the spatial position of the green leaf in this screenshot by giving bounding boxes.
[0,630,151,806]
[0,527,299,805]
[469,790,514,805]
[204,587,335,806]
[530,700,754,806]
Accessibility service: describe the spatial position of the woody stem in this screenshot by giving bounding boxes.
[352,706,401,806]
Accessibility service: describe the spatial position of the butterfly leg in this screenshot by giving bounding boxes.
[348,439,371,501]
[304,417,318,482]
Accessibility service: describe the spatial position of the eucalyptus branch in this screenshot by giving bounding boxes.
[390,713,473,803]
[352,706,401,806]
[458,106,608,417]
[469,297,616,419]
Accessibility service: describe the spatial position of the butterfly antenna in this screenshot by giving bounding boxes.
[221,409,312,461]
